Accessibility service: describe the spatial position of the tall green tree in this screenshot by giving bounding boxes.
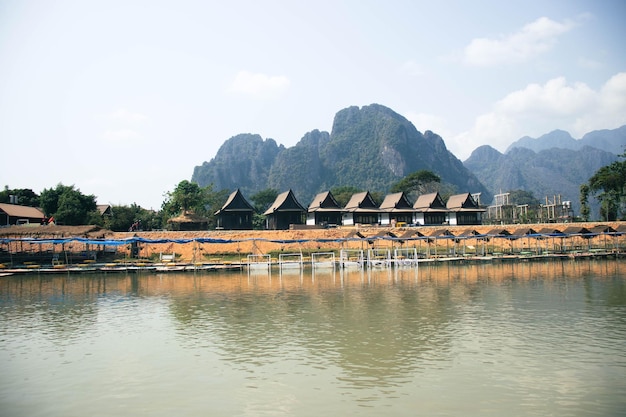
[390,170,441,196]
[250,188,278,230]
[163,180,206,214]
[0,187,40,207]
[161,181,229,228]
[39,183,98,225]
[250,188,278,214]
[579,184,591,222]
[583,153,626,221]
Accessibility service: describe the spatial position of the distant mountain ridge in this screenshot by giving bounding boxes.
[464,144,619,216]
[192,104,490,206]
[191,104,623,219]
[506,125,626,155]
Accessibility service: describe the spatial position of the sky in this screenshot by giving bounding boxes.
[1,0,625,210]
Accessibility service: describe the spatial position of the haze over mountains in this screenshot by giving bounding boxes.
[192,104,625,216]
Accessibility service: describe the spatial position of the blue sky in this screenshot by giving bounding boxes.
[1,0,625,209]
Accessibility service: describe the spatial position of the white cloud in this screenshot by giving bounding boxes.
[101,129,143,143]
[448,72,626,159]
[97,108,148,144]
[399,60,425,77]
[229,70,290,99]
[100,108,149,123]
[463,17,575,66]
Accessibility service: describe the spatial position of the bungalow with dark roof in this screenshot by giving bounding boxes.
[446,193,485,226]
[215,189,254,230]
[306,191,343,227]
[412,192,448,226]
[263,189,306,230]
[342,191,381,226]
[379,192,415,226]
[0,203,45,226]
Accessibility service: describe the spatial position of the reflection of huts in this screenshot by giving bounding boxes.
[306,191,343,227]
[167,211,209,231]
[215,189,254,230]
[0,203,45,226]
[263,189,306,230]
[379,192,414,226]
[446,193,484,226]
[413,192,448,225]
[342,191,381,226]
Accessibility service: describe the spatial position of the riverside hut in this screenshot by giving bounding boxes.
[413,192,448,226]
[342,191,381,226]
[0,203,45,226]
[446,193,484,226]
[306,191,343,227]
[263,189,306,230]
[379,192,415,226]
[215,189,254,230]
[167,211,209,231]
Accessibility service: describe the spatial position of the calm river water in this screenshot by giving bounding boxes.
[1,260,625,417]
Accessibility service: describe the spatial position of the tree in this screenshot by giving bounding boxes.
[390,170,441,197]
[579,184,590,222]
[583,153,626,221]
[0,187,40,207]
[250,188,278,230]
[39,183,98,225]
[330,186,361,208]
[104,204,162,232]
[161,181,230,229]
[250,188,278,214]
[164,180,206,214]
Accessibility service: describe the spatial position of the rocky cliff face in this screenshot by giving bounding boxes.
[192,104,491,205]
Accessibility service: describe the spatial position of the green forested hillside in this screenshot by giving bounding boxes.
[191,104,490,206]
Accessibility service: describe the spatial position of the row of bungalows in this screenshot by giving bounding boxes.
[215,189,485,230]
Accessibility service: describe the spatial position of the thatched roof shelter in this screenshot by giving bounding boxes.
[167,212,209,231]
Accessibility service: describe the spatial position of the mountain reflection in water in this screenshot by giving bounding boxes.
[0,260,625,417]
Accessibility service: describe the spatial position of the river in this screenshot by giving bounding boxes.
[1,259,625,417]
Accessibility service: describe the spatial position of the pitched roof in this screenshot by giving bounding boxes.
[510,227,539,238]
[263,189,306,215]
[446,193,483,211]
[308,191,342,212]
[413,192,447,211]
[398,229,427,239]
[456,228,485,237]
[344,191,380,212]
[537,227,564,235]
[0,203,45,219]
[427,228,455,237]
[589,224,616,234]
[97,204,112,215]
[167,212,209,223]
[487,228,512,236]
[561,226,591,235]
[379,192,414,212]
[215,189,254,214]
